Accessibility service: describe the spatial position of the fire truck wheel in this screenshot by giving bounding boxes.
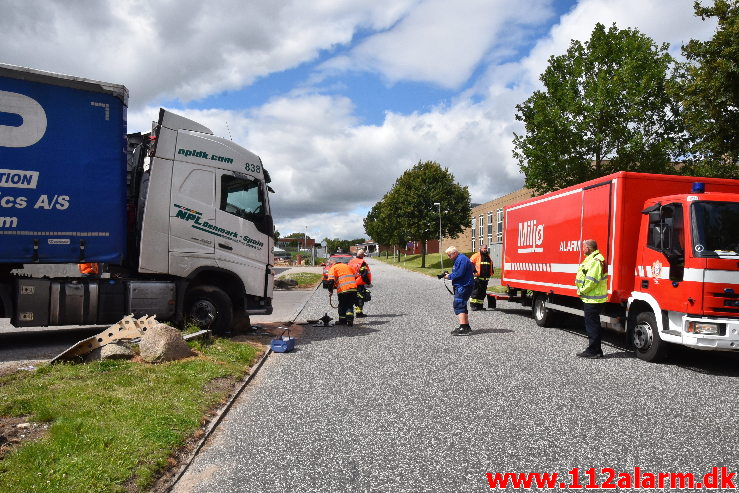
[532,294,553,327]
[186,286,234,335]
[632,311,668,362]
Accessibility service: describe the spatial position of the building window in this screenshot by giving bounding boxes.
[471,217,476,252]
[478,215,483,239]
[487,212,494,245]
[496,208,503,242]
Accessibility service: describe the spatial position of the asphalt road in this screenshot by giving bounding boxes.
[0,324,103,374]
[172,258,739,492]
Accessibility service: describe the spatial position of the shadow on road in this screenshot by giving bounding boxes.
[485,307,531,317]
[294,324,381,345]
[531,313,739,377]
[471,328,514,335]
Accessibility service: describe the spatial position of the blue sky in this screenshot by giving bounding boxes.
[0,0,717,240]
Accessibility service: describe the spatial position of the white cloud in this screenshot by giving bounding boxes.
[509,0,717,94]
[4,0,719,240]
[322,0,555,88]
[0,0,418,108]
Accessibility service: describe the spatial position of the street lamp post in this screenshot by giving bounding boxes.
[304,226,308,265]
[433,202,443,271]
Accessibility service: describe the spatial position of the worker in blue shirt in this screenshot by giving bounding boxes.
[444,246,475,336]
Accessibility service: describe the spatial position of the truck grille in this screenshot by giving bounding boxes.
[706,290,739,315]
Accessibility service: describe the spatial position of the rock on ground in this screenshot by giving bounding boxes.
[85,342,135,362]
[139,324,193,363]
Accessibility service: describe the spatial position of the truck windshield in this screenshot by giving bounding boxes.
[691,201,739,257]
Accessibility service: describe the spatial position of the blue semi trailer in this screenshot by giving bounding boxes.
[0,64,275,333]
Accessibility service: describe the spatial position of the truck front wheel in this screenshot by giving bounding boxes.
[632,311,667,362]
[532,294,553,327]
[186,286,233,335]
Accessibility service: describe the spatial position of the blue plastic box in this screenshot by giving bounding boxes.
[271,329,296,353]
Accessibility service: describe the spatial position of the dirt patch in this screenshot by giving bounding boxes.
[0,361,44,378]
[233,321,304,341]
[0,416,49,459]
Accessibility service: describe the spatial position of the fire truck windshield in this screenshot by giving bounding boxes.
[691,201,739,257]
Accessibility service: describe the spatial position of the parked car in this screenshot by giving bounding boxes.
[273,248,291,261]
[321,253,354,288]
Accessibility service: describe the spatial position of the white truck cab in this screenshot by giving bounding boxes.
[135,109,275,330]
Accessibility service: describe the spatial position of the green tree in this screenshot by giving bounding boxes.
[324,238,366,254]
[513,23,685,193]
[364,195,407,260]
[678,0,739,177]
[367,161,470,268]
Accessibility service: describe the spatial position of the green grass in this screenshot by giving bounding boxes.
[0,338,261,493]
[276,272,323,288]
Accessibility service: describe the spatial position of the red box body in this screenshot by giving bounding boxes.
[502,172,739,307]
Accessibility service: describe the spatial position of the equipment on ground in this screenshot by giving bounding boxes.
[305,313,334,327]
[270,327,296,353]
[51,314,159,363]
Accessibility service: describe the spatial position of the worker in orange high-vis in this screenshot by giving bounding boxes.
[327,257,358,326]
[348,249,372,317]
[469,244,494,311]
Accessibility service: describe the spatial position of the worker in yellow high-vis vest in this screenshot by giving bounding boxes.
[575,239,608,358]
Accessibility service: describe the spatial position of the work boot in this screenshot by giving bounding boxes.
[355,312,367,318]
[451,326,472,336]
[347,317,354,327]
[335,319,347,326]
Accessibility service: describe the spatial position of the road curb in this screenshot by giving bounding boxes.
[165,345,272,492]
[165,284,319,492]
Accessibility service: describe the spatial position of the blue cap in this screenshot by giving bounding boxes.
[692,182,705,193]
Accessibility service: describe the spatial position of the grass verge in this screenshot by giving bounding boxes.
[0,337,262,493]
[276,272,323,288]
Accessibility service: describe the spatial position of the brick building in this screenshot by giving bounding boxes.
[277,237,315,250]
[446,188,533,265]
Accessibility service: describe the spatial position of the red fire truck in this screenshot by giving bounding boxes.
[499,171,739,362]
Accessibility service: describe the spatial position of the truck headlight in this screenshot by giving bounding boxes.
[686,321,723,335]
